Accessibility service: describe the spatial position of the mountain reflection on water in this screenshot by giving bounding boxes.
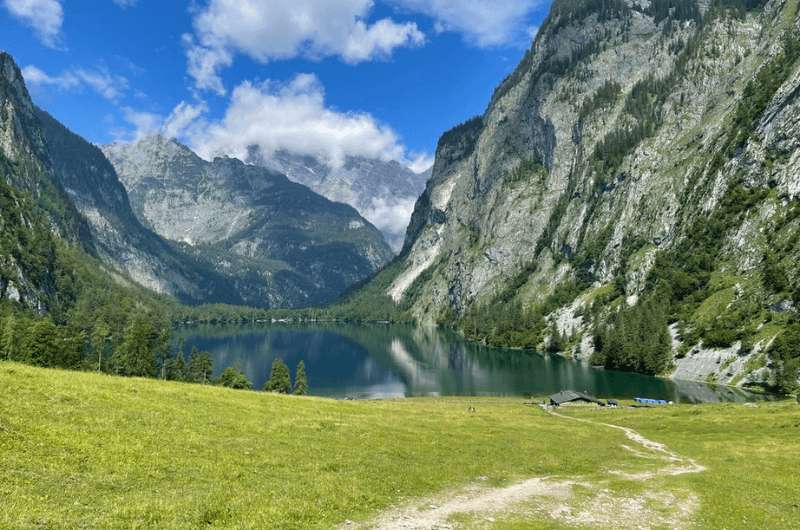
[177,323,764,403]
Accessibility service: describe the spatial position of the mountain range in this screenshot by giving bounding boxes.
[1,51,392,310]
[246,147,430,251]
[354,0,800,389]
[102,136,393,307]
[3,0,799,390]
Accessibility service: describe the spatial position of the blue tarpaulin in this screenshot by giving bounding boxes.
[634,397,670,405]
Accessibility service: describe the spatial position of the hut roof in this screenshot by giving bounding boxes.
[549,390,604,406]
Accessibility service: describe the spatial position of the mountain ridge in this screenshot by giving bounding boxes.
[351,0,800,391]
[246,147,430,251]
[103,135,394,308]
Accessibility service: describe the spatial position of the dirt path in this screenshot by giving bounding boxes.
[548,408,705,480]
[348,406,704,530]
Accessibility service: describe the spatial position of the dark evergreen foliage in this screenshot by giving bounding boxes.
[591,297,673,375]
[217,366,253,390]
[264,358,292,394]
[186,347,214,384]
[293,361,309,395]
[768,323,800,394]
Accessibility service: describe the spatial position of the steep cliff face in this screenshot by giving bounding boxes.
[1,51,237,307]
[382,0,800,387]
[36,111,236,304]
[247,149,430,251]
[104,136,394,307]
[0,52,91,247]
[0,52,105,313]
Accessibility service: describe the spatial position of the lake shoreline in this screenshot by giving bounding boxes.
[176,321,767,404]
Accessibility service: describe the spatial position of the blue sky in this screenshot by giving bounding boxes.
[1,0,551,170]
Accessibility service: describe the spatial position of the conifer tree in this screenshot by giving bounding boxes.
[91,322,111,372]
[22,319,60,367]
[264,358,292,394]
[218,365,252,390]
[186,347,214,384]
[166,339,186,381]
[112,316,158,377]
[293,360,308,395]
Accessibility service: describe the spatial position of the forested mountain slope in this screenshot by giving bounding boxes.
[354,0,800,391]
[1,50,181,377]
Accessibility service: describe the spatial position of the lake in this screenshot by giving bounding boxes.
[177,323,762,403]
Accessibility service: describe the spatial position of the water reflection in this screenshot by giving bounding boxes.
[176,323,764,403]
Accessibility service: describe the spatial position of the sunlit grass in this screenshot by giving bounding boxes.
[0,362,797,529]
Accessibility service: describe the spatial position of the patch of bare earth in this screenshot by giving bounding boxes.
[347,407,704,529]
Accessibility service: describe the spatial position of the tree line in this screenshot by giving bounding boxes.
[0,308,310,395]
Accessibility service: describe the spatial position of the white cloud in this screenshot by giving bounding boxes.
[21,65,79,89]
[185,74,406,168]
[116,75,429,211]
[112,0,137,7]
[120,107,162,141]
[393,0,542,47]
[363,196,417,251]
[408,152,434,174]
[22,64,129,102]
[3,0,63,47]
[75,69,128,101]
[162,101,208,140]
[185,0,424,94]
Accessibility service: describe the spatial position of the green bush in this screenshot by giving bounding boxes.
[218,366,252,390]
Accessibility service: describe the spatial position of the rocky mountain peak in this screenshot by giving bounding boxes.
[363,0,800,387]
[102,135,206,190]
[104,137,394,307]
[247,146,430,251]
[0,51,33,112]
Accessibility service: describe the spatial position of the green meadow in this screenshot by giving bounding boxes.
[0,362,797,529]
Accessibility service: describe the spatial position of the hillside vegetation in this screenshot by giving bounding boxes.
[350,0,800,391]
[0,363,797,529]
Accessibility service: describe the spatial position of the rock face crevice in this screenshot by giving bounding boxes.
[380,0,800,385]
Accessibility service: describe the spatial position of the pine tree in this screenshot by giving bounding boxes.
[264,358,292,394]
[547,322,564,353]
[186,347,214,384]
[293,360,308,395]
[112,316,158,377]
[166,339,186,381]
[156,329,171,379]
[22,319,60,367]
[91,322,111,372]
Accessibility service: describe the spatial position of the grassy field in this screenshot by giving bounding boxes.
[0,362,798,529]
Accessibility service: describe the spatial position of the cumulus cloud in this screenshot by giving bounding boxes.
[393,0,542,47]
[185,74,406,168]
[161,101,208,140]
[22,64,129,102]
[184,0,424,94]
[363,196,417,251]
[407,152,434,174]
[120,107,162,141]
[21,65,78,89]
[3,0,63,47]
[112,74,431,172]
